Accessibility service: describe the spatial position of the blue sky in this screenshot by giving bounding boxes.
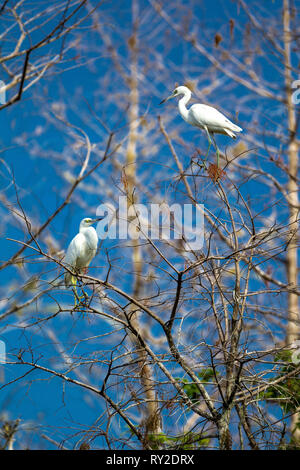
[0,0,298,449]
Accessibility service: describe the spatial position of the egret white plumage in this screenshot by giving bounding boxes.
[160,85,242,167]
[64,217,102,288]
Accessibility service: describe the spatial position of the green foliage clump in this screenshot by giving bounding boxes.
[260,350,300,414]
[178,368,216,403]
[148,432,209,450]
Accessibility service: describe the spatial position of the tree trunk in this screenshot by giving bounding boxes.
[125,0,161,446]
[283,0,300,444]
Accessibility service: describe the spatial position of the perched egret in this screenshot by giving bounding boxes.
[64,217,102,289]
[160,85,243,167]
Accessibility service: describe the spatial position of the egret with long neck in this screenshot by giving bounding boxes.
[160,85,243,167]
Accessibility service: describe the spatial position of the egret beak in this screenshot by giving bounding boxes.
[91,216,105,224]
[159,93,174,105]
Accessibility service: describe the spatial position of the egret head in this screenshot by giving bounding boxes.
[159,85,191,105]
[80,217,104,229]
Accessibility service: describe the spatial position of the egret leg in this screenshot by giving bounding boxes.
[203,126,213,168]
[211,133,220,168]
[73,288,80,307]
[73,288,89,309]
[71,275,85,306]
[70,272,89,309]
[71,276,80,307]
[81,288,88,302]
[79,268,89,303]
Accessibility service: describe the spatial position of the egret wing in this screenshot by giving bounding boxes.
[64,233,85,286]
[189,104,242,133]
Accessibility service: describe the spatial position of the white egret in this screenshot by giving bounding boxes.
[64,218,103,296]
[160,85,242,167]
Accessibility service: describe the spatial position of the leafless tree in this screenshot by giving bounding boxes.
[0,0,299,450]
